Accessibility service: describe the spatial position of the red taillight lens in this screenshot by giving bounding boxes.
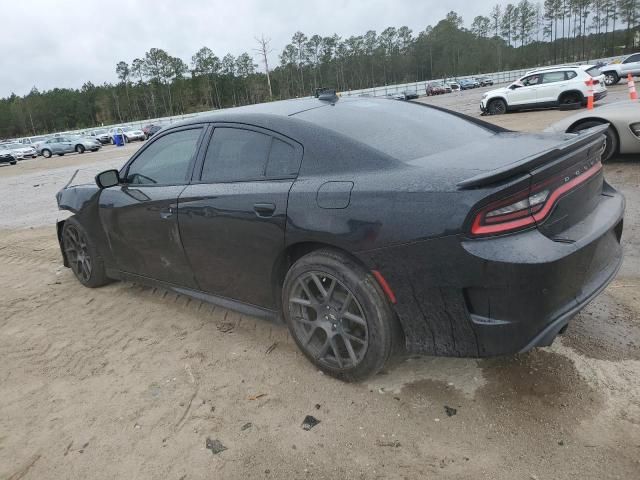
[471,159,603,237]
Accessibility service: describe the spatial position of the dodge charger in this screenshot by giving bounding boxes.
[56,94,625,381]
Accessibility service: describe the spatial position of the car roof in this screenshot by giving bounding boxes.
[526,64,596,75]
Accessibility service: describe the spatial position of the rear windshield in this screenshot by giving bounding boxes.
[586,66,602,77]
[295,99,494,161]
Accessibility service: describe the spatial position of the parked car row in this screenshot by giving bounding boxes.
[1,123,159,161]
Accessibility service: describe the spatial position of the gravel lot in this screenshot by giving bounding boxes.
[1,89,638,480]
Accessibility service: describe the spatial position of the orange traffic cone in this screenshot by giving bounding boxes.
[628,74,638,101]
[586,77,594,110]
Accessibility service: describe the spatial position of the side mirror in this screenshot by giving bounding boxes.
[95,169,120,189]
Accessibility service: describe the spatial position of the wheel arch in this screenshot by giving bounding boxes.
[558,89,585,103]
[271,241,375,310]
[487,96,509,112]
[57,219,70,267]
[566,118,620,155]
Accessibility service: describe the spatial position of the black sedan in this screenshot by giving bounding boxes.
[55,96,624,382]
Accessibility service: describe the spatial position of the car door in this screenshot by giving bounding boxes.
[98,126,206,287]
[506,74,541,106]
[57,136,74,153]
[621,54,640,75]
[178,124,302,309]
[536,71,569,104]
[45,138,61,154]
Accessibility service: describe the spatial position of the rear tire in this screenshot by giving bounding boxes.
[570,121,618,162]
[62,217,111,288]
[487,98,507,115]
[75,144,85,154]
[603,71,619,86]
[282,248,402,382]
[559,91,583,106]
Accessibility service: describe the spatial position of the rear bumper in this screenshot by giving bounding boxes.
[594,90,608,101]
[360,188,625,357]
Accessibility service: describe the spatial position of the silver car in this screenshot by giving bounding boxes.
[108,126,146,143]
[546,101,640,161]
[38,136,101,158]
[0,142,37,159]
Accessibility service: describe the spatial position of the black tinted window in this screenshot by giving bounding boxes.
[266,138,298,177]
[624,54,640,63]
[202,128,272,182]
[126,128,201,185]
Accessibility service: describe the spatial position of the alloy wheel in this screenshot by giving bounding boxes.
[489,100,506,115]
[63,225,92,283]
[289,272,369,370]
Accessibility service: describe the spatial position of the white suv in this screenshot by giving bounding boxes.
[480,65,607,115]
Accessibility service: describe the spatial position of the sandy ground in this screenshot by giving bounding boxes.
[1,89,639,480]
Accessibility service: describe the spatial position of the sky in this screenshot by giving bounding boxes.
[0,0,511,97]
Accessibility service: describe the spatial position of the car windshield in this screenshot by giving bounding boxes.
[4,143,23,148]
[296,99,495,162]
[123,127,135,132]
[94,129,107,134]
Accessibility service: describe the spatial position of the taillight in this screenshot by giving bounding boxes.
[471,159,603,237]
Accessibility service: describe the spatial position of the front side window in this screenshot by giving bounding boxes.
[125,128,202,185]
[522,74,541,86]
[201,127,286,183]
[624,54,640,64]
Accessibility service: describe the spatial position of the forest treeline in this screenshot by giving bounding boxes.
[1,1,638,138]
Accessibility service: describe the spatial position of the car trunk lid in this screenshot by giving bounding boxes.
[457,125,607,240]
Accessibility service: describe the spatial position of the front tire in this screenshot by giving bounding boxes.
[41,149,52,158]
[603,71,619,86]
[570,121,618,162]
[62,218,111,288]
[487,98,507,115]
[282,249,401,382]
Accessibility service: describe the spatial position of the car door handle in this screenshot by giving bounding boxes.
[160,206,175,219]
[253,203,276,217]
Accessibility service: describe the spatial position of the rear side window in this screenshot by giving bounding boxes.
[542,72,566,83]
[566,71,578,79]
[266,138,298,177]
[202,128,271,182]
[201,128,299,182]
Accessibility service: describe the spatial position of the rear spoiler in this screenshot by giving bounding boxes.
[457,124,609,189]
